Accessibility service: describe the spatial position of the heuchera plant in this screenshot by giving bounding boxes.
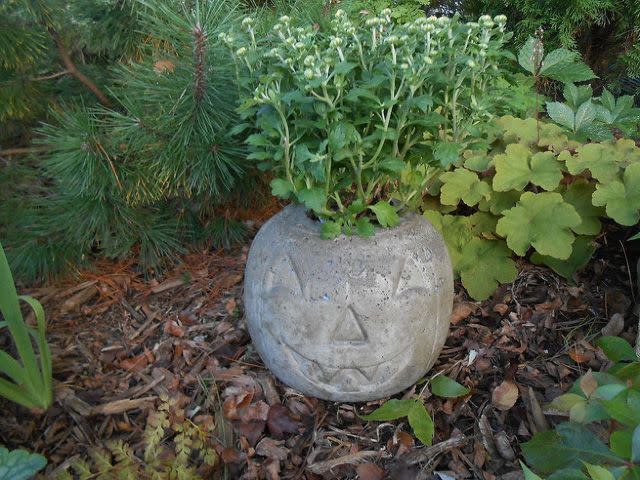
[222,10,511,238]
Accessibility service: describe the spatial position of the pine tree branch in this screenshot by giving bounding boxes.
[33,70,70,81]
[48,28,112,107]
[193,24,206,103]
[0,146,49,156]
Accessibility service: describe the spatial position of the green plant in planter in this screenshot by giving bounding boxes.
[521,336,640,479]
[222,9,511,238]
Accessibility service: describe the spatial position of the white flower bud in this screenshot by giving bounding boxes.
[236,47,247,57]
[494,14,507,24]
[304,69,315,80]
[467,59,476,68]
[304,55,315,66]
[381,8,392,16]
[279,15,291,24]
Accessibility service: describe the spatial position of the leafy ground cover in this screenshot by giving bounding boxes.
[1,203,637,479]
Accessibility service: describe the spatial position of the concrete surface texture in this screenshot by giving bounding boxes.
[244,204,454,402]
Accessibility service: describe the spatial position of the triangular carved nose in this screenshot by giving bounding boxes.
[330,305,368,344]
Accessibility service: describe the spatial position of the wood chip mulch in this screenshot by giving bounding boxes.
[1,218,638,480]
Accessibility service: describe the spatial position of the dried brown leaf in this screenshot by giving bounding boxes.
[491,380,519,411]
[356,463,386,480]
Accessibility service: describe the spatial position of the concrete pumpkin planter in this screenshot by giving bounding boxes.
[244,205,453,402]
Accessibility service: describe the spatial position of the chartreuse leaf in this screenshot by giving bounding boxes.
[530,236,596,281]
[463,149,493,172]
[496,116,539,145]
[497,192,581,259]
[0,448,47,480]
[559,144,621,182]
[479,190,521,215]
[493,143,563,191]
[596,337,636,362]
[583,463,615,480]
[458,238,517,300]
[592,163,640,226]
[359,399,416,421]
[424,212,473,275]
[521,462,544,480]
[521,422,623,475]
[407,401,434,446]
[430,375,470,398]
[369,202,400,228]
[562,180,603,236]
[439,169,491,207]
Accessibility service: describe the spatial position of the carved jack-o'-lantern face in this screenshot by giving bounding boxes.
[244,205,453,402]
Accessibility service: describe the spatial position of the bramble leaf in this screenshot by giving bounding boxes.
[547,101,575,130]
[359,399,416,421]
[369,202,400,228]
[496,192,581,259]
[430,375,470,398]
[560,144,620,182]
[518,37,541,74]
[493,143,563,191]
[270,178,293,198]
[562,180,603,235]
[458,238,517,300]
[434,142,462,168]
[592,163,640,226]
[355,217,375,237]
[407,401,434,446]
[540,48,596,83]
[439,169,491,206]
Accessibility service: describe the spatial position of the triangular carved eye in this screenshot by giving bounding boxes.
[330,305,368,344]
[392,255,429,297]
[264,253,309,299]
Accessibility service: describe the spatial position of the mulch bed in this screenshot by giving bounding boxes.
[1,214,638,480]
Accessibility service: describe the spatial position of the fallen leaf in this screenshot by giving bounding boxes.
[219,447,247,464]
[451,302,475,324]
[356,463,386,480]
[164,319,185,337]
[601,313,625,337]
[493,303,509,315]
[579,370,598,397]
[267,404,300,438]
[255,437,289,461]
[569,346,592,364]
[492,380,519,411]
[225,298,237,315]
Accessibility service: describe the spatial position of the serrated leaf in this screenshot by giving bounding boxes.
[320,221,342,240]
[518,37,541,74]
[592,163,640,226]
[439,169,491,207]
[434,142,461,168]
[379,157,407,173]
[540,48,596,83]
[355,217,374,237]
[493,143,563,192]
[479,190,521,215]
[560,143,620,182]
[574,101,597,132]
[457,238,517,300]
[424,212,473,275]
[270,178,293,198]
[369,202,400,228]
[359,399,416,421]
[547,102,575,130]
[297,187,326,214]
[463,150,493,172]
[564,84,593,110]
[0,448,47,480]
[497,192,581,259]
[530,236,596,281]
[596,336,636,362]
[407,401,434,446]
[562,180,603,235]
[430,375,470,398]
[344,88,380,104]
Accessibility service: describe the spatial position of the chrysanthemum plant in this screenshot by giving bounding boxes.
[223,10,511,238]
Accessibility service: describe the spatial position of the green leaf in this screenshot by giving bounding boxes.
[592,163,640,226]
[632,425,640,463]
[430,375,470,398]
[493,143,563,192]
[270,178,293,198]
[574,101,597,132]
[439,169,491,207]
[424,212,474,274]
[434,142,461,168]
[359,399,416,421]
[564,84,593,110]
[596,337,636,362]
[547,102,575,130]
[530,236,596,281]
[320,221,342,240]
[610,429,633,460]
[379,157,407,173]
[369,202,400,228]
[407,401,434,446]
[562,180,603,236]
[549,393,586,412]
[521,422,622,475]
[560,143,620,182]
[521,462,544,480]
[297,187,326,214]
[479,190,521,215]
[458,238,517,300]
[583,463,614,480]
[540,48,596,83]
[0,448,47,480]
[518,37,541,74]
[463,150,493,172]
[548,470,589,480]
[601,390,640,427]
[496,192,581,259]
[355,217,375,237]
[411,95,433,112]
[344,88,380,104]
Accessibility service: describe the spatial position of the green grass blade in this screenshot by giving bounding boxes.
[19,295,52,407]
[0,350,27,385]
[0,377,37,409]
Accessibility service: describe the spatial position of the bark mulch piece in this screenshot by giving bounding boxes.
[1,221,637,479]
